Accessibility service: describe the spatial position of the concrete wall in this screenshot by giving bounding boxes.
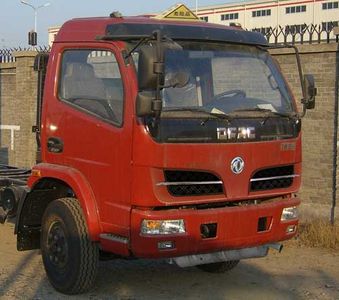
[0,45,338,220]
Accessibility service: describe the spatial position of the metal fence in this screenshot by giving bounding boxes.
[0,49,16,63]
[0,46,50,63]
[251,22,339,45]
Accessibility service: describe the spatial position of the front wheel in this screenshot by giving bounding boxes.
[41,198,99,294]
[196,260,239,273]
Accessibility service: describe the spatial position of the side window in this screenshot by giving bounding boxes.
[59,49,124,125]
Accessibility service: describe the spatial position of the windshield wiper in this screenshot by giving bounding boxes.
[162,107,233,124]
[230,107,298,124]
[232,107,291,116]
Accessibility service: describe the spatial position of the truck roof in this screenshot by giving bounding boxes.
[55,16,268,46]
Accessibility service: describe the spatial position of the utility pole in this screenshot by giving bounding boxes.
[20,0,50,46]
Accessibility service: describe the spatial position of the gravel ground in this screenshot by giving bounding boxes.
[0,222,338,300]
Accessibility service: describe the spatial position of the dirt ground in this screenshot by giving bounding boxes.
[0,222,338,300]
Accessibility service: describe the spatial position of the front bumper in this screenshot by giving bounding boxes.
[130,197,300,258]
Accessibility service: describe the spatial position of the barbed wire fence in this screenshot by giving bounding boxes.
[0,46,50,63]
[250,22,339,44]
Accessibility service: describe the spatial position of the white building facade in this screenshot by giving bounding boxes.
[48,1,339,45]
[48,26,60,46]
[197,0,339,36]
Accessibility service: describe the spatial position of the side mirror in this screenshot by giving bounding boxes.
[303,74,317,109]
[136,91,156,117]
[138,45,161,91]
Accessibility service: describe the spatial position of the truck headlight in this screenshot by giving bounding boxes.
[141,219,186,235]
[281,206,298,221]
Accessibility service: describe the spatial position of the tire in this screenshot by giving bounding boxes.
[196,260,239,273]
[41,198,99,294]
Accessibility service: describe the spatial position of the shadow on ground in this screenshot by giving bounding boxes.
[23,255,338,300]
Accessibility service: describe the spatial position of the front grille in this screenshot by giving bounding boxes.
[250,165,295,191]
[163,170,223,196]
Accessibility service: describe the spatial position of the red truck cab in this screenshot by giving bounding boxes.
[0,5,316,295]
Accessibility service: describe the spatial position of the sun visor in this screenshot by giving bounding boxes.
[104,23,268,46]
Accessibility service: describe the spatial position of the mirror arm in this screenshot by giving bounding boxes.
[124,30,168,61]
[154,30,164,119]
[291,45,306,99]
[124,35,153,60]
[294,46,313,118]
[267,44,306,98]
[267,44,308,118]
[289,45,308,118]
[299,99,307,118]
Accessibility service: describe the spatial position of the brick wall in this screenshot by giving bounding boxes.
[0,51,37,168]
[0,62,16,165]
[270,44,338,220]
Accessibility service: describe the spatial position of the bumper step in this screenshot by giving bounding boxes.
[172,243,282,268]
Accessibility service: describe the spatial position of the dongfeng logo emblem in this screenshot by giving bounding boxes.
[231,157,244,174]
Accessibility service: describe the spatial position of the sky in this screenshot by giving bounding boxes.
[0,0,230,48]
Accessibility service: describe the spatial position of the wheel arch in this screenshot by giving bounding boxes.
[16,163,101,250]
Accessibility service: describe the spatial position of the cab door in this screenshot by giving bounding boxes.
[46,43,135,236]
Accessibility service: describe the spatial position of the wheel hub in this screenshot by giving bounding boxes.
[47,221,68,268]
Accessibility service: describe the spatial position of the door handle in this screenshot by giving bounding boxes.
[47,137,64,153]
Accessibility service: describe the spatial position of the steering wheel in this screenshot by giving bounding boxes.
[212,89,246,102]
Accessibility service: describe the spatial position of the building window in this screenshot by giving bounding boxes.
[221,13,239,21]
[200,16,209,22]
[285,24,307,34]
[322,21,339,30]
[252,9,271,17]
[322,2,339,9]
[286,5,306,14]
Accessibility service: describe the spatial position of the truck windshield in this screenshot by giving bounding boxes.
[132,42,300,143]
[162,43,295,116]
